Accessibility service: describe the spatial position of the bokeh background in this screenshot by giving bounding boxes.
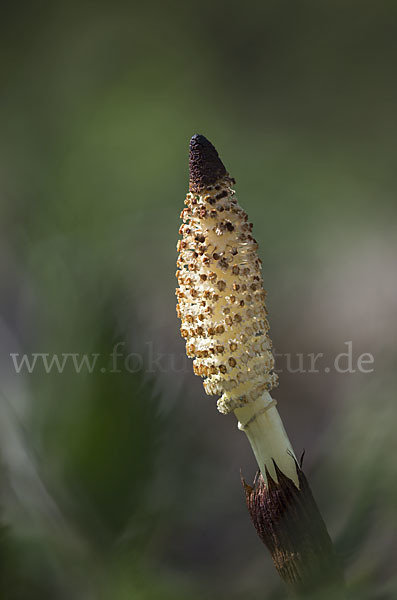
[1,1,397,598]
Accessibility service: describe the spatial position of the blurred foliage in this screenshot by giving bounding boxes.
[38,345,162,548]
[1,0,397,598]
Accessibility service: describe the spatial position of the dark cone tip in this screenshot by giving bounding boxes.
[189,134,228,192]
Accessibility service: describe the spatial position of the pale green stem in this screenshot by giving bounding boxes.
[234,392,299,487]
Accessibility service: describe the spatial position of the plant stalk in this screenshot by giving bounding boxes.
[237,393,345,596]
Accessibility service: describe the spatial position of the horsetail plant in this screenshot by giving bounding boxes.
[176,134,344,595]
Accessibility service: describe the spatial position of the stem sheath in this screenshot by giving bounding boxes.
[237,393,344,595]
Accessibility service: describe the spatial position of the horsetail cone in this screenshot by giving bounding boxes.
[176,134,297,484]
[177,134,277,414]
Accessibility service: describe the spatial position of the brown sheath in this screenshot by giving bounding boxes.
[243,460,345,596]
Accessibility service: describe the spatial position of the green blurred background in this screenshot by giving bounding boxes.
[1,1,396,598]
